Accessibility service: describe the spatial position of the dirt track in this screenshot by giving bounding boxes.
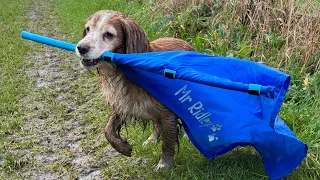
[11,0,123,179]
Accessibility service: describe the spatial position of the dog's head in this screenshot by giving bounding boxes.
[76,10,150,69]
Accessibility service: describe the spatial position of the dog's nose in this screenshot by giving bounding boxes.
[77,45,90,55]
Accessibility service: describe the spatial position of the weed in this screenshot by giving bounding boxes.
[1,153,28,172]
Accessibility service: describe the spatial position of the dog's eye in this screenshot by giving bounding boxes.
[86,27,90,32]
[104,32,114,39]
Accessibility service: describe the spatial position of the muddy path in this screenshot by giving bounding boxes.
[5,0,124,179]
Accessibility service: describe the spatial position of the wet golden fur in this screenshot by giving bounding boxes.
[76,10,194,169]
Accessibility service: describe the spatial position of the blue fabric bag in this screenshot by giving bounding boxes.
[106,51,308,180]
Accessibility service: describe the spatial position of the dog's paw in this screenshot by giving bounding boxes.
[142,134,158,146]
[154,159,173,171]
[142,138,157,146]
[118,139,132,157]
[154,162,169,171]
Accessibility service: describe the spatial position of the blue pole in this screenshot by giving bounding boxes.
[101,52,275,98]
[21,31,275,98]
[21,31,76,52]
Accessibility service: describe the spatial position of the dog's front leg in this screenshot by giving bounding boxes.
[104,113,132,157]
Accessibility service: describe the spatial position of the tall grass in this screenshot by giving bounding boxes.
[154,0,320,74]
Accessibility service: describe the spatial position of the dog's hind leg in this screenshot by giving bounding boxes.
[155,112,178,170]
[104,113,132,156]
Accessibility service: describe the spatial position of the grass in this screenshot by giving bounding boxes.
[0,0,319,179]
[0,0,33,173]
[0,0,31,135]
[0,1,28,159]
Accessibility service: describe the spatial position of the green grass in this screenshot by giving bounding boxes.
[0,0,31,135]
[0,0,319,179]
[0,0,34,177]
[0,1,31,139]
[54,0,185,42]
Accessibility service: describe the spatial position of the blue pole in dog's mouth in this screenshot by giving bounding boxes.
[21,31,275,98]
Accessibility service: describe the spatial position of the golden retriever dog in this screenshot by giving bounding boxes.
[76,10,194,170]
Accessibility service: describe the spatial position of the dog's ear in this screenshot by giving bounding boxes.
[83,28,87,38]
[120,18,150,53]
[82,15,94,38]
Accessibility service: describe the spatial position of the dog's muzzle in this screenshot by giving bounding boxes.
[81,58,101,67]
